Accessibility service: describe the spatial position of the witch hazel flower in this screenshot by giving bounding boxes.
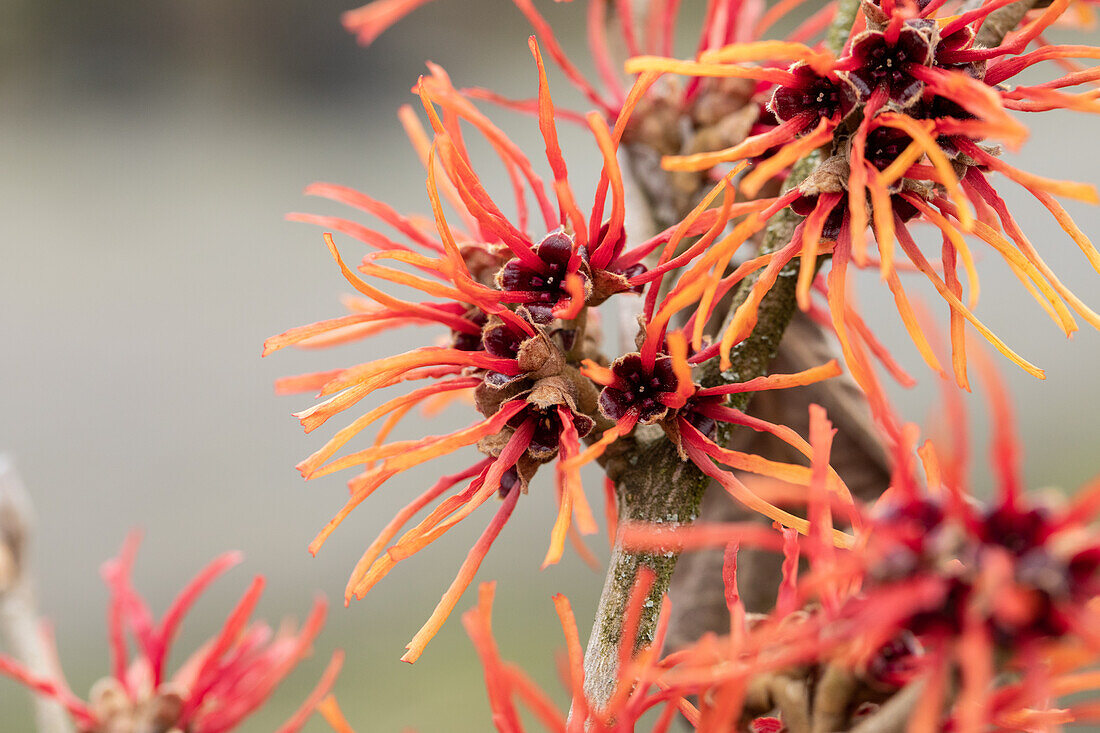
[496,228,588,324]
[627,0,1100,392]
[0,533,340,733]
[875,355,1100,625]
[595,351,681,425]
[342,0,846,228]
[614,377,1100,731]
[571,330,861,541]
[769,61,859,133]
[269,46,736,662]
[815,366,1100,730]
[839,20,936,107]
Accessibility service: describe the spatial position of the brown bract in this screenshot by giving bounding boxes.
[89,678,185,733]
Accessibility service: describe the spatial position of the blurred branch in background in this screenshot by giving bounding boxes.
[0,455,73,733]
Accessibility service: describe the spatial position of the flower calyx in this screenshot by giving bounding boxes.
[477,379,595,491]
[769,63,859,132]
[841,23,938,110]
[597,352,684,426]
[89,678,186,733]
[497,228,591,324]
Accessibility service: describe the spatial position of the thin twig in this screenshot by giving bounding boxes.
[0,455,74,733]
[975,0,1039,48]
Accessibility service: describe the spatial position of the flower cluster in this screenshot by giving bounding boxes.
[0,533,340,733]
[268,53,646,662]
[4,1,1100,731]
[267,47,858,660]
[629,0,1100,399]
[268,0,1100,670]
[442,374,1100,732]
[258,0,1100,727]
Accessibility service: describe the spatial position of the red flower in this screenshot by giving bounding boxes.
[838,23,935,107]
[618,379,1100,730]
[0,533,340,733]
[269,50,673,661]
[496,228,589,324]
[631,0,1100,398]
[862,360,1100,649]
[574,332,858,541]
[769,62,857,131]
[597,352,680,425]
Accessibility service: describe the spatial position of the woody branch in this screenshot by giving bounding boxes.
[581,0,1041,718]
[580,0,862,708]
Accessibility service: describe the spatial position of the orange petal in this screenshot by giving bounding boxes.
[740,119,833,198]
[530,37,588,245]
[341,0,436,46]
[623,56,798,87]
[698,40,834,72]
[402,487,522,664]
[551,593,588,728]
[317,695,356,733]
[697,360,841,396]
[273,651,345,733]
[343,460,489,603]
[894,218,1044,379]
[296,377,478,479]
[309,400,524,478]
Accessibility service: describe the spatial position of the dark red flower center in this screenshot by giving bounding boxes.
[866,631,922,688]
[845,27,933,106]
[791,194,848,240]
[865,127,914,171]
[681,393,726,441]
[498,466,521,498]
[871,496,1099,647]
[981,505,1050,555]
[598,353,679,424]
[498,229,585,323]
[482,320,525,358]
[452,310,489,352]
[771,66,854,130]
[505,402,594,461]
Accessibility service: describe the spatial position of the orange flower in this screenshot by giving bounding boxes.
[622,357,1100,730]
[341,0,824,119]
[270,51,677,660]
[626,0,1100,396]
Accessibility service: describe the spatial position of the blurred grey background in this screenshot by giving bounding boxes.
[0,1,1097,730]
